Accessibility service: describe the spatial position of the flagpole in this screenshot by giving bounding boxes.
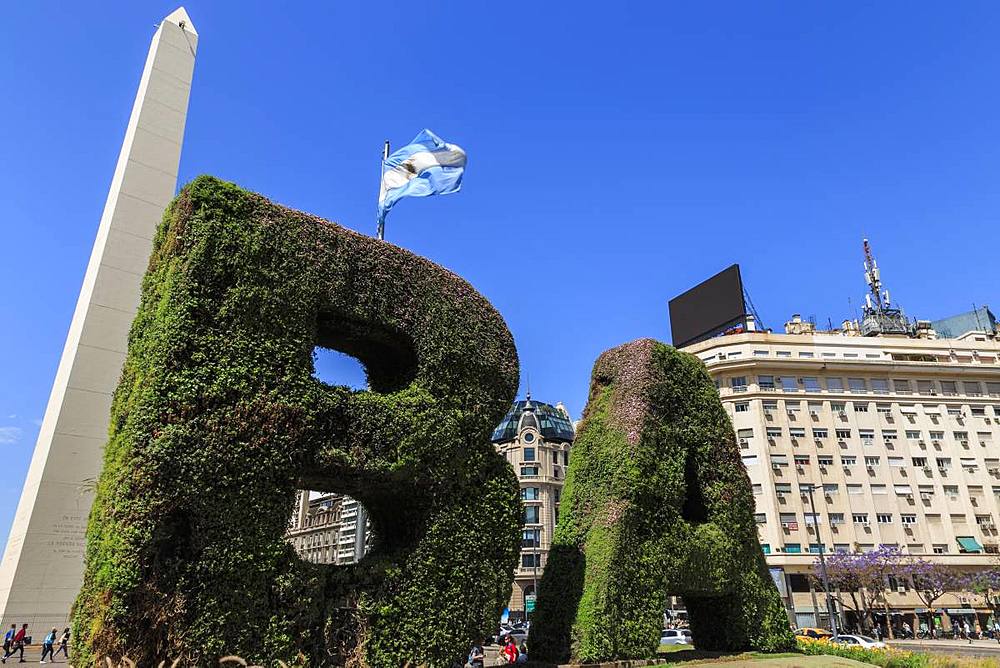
[377,140,390,240]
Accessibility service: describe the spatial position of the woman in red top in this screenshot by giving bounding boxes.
[501,635,519,664]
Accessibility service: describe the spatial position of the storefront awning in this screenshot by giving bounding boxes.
[957,536,984,553]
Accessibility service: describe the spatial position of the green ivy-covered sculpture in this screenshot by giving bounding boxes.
[529,339,794,663]
[71,176,522,666]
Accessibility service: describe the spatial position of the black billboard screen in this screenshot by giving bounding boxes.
[669,264,746,348]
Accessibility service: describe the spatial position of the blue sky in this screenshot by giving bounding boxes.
[2,2,1000,544]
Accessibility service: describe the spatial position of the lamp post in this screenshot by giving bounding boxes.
[805,483,839,635]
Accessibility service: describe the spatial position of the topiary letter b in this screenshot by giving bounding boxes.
[71,176,521,666]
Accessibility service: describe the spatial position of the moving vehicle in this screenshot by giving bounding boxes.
[794,627,834,642]
[660,629,692,645]
[831,634,885,649]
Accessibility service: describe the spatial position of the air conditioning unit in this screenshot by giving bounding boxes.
[772,463,782,470]
[918,439,926,446]
[776,491,786,498]
[982,441,989,447]
[739,438,749,447]
[787,410,796,417]
[961,440,970,447]
[938,467,948,474]
[810,410,820,418]
[796,465,805,472]
[904,493,913,500]
[867,465,875,473]
[820,465,828,473]
[922,466,933,474]
[862,520,871,527]
[764,410,773,418]
[780,522,792,529]
[815,438,823,444]
[837,439,846,446]
[988,467,1000,476]
[920,492,933,499]
[843,465,852,472]
[838,411,848,418]
[932,440,942,446]
[987,418,994,424]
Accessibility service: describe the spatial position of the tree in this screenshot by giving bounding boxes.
[899,556,961,635]
[962,568,1000,617]
[817,546,903,633]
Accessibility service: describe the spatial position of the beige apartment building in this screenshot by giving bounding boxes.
[287,491,370,565]
[492,397,575,620]
[684,312,1000,632]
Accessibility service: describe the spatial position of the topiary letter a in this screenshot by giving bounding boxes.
[71,176,521,666]
[529,339,794,663]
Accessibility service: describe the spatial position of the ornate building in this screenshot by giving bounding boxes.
[491,396,575,620]
[287,491,371,565]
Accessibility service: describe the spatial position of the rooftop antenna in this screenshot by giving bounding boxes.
[859,238,911,337]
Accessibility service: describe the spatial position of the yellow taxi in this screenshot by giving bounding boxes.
[794,627,833,642]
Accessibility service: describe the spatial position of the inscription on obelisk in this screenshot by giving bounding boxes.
[0,7,198,631]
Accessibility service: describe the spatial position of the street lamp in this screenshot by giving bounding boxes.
[804,483,839,635]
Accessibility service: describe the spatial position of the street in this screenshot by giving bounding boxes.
[893,638,1000,658]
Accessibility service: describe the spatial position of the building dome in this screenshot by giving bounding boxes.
[490,396,575,443]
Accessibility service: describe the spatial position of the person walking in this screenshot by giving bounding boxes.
[39,628,56,664]
[1,627,13,660]
[53,630,69,661]
[963,619,972,644]
[2,624,28,663]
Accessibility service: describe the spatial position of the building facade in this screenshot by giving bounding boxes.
[684,314,1000,632]
[492,397,575,620]
[287,491,371,565]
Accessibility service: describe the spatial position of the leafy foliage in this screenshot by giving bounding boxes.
[71,176,522,666]
[528,339,794,663]
[798,638,929,668]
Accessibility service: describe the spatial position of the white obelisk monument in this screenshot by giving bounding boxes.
[0,8,198,631]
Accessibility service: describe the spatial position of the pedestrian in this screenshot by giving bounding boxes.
[501,635,519,664]
[2,624,28,663]
[1,627,13,660]
[53,629,69,661]
[902,621,912,639]
[39,628,56,664]
[516,640,528,664]
[467,639,485,668]
[873,624,881,642]
[994,619,1000,644]
[963,619,972,644]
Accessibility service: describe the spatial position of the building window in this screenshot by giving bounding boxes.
[871,379,890,394]
[552,451,558,464]
[854,403,870,413]
[522,528,540,548]
[521,553,542,568]
[563,451,570,466]
[812,428,829,439]
[802,377,821,392]
[901,515,917,525]
[767,427,782,438]
[784,544,802,554]
[781,377,798,392]
[828,379,845,393]
[521,487,540,501]
[523,506,540,524]
[520,466,539,477]
[853,513,869,524]
[523,447,536,462]
[836,429,851,439]
[758,375,775,390]
[894,379,912,394]
[818,456,834,466]
[731,376,748,392]
[933,544,948,554]
[734,401,750,413]
[754,513,767,524]
[848,378,867,393]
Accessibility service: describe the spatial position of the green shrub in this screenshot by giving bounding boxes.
[798,638,930,668]
[529,339,794,663]
[71,176,522,666]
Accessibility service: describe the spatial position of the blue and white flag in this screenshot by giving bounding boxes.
[377,129,466,228]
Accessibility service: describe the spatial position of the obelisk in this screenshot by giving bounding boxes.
[0,8,198,631]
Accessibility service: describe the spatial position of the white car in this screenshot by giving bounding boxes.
[660,629,692,645]
[832,634,885,649]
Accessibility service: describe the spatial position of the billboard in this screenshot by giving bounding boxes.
[669,264,747,348]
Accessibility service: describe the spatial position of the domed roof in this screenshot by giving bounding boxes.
[490,396,575,443]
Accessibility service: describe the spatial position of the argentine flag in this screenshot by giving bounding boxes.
[377,129,467,228]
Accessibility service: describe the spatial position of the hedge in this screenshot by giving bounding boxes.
[528,339,794,663]
[71,175,522,666]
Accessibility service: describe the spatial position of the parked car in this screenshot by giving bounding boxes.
[794,627,834,642]
[660,629,692,645]
[832,634,885,649]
